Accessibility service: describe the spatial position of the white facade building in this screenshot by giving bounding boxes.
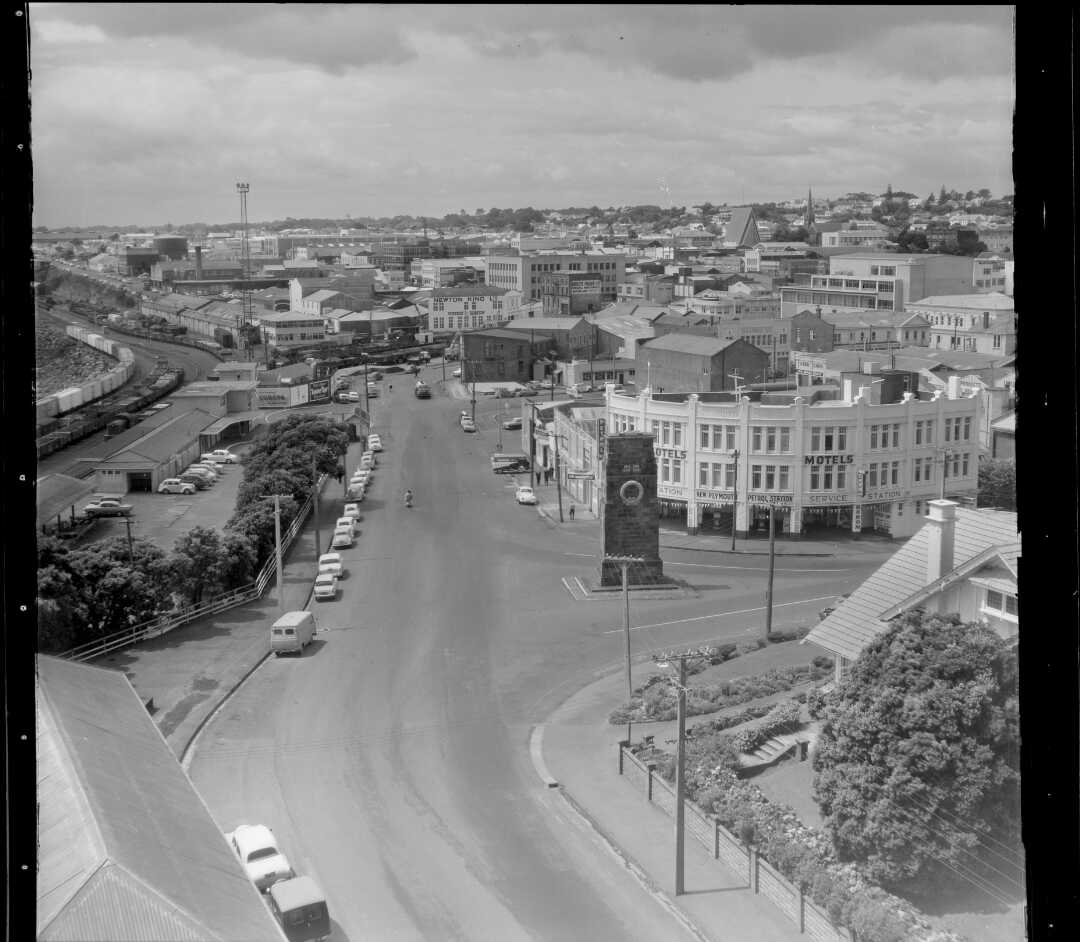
[425,286,522,334]
[599,378,980,539]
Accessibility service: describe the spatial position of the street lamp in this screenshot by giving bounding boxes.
[258,494,288,621]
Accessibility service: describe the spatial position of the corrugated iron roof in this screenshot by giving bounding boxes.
[804,508,1019,661]
[36,658,285,942]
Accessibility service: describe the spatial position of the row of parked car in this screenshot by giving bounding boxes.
[227,823,330,941]
[158,448,238,495]
[313,433,384,601]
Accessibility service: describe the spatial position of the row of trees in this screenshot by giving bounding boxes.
[37,415,350,653]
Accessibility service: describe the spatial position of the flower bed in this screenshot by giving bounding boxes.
[729,699,803,754]
[610,655,833,725]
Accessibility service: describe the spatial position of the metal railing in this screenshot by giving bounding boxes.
[61,477,326,663]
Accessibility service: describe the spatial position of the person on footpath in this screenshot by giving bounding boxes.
[569,505,575,521]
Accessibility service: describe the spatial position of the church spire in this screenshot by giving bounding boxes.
[805,187,816,229]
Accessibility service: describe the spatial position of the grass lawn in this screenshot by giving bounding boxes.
[749,754,825,830]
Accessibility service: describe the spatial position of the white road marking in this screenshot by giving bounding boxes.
[601,594,839,634]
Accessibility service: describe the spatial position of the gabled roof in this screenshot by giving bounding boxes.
[36,473,98,529]
[463,327,553,341]
[99,409,215,465]
[641,333,740,357]
[804,508,1019,661]
[723,207,759,248]
[36,657,285,942]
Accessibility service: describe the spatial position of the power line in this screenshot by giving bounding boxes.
[898,790,1025,870]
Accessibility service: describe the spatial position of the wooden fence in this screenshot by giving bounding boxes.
[61,479,324,663]
[618,743,854,942]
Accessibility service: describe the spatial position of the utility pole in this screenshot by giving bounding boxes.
[764,503,776,639]
[730,448,740,550]
[470,359,477,424]
[272,494,285,621]
[124,516,135,563]
[608,555,644,746]
[554,430,564,522]
[311,455,321,558]
[653,645,710,896]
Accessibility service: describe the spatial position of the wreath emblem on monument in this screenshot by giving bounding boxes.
[619,480,644,506]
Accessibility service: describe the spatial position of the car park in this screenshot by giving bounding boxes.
[515,486,538,505]
[158,478,196,495]
[227,824,295,893]
[502,417,523,430]
[313,572,339,601]
[317,553,343,578]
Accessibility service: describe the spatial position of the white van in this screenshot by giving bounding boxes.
[270,610,316,656]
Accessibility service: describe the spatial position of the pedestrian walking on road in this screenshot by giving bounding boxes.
[536,471,542,486]
[569,505,575,521]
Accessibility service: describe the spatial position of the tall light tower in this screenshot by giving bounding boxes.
[236,182,255,359]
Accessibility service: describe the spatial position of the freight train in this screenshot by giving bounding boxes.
[35,326,185,458]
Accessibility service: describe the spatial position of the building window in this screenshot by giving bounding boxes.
[660,422,671,446]
[811,427,820,451]
[836,464,847,489]
[765,465,776,490]
[868,463,878,488]
[752,465,762,489]
[651,419,660,440]
[869,424,879,449]
[892,424,901,448]
[891,461,900,485]
[700,425,710,449]
[711,462,724,487]
[810,465,820,490]
[672,424,683,448]
[779,427,791,453]
[963,416,971,441]
[752,426,763,451]
[724,464,735,489]
[823,465,834,489]
[983,589,1019,621]
[672,459,682,484]
[766,427,777,453]
[725,426,736,451]
[778,465,790,490]
[699,462,709,486]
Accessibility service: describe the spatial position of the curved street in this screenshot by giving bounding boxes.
[187,374,879,941]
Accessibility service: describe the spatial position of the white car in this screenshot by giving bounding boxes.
[366,436,383,452]
[331,529,354,549]
[515,485,538,505]
[351,473,371,490]
[183,467,216,484]
[347,483,366,501]
[361,450,377,466]
[228,824,295,893]
[187,463,222,478]
[452,368,462,377]
[318,552,343,578]
[343,503,361,524]
[158,478,195,495]
[335,515,360,535]
[313,572,338,601]
[202,449,237,464]
[503,417,523,430]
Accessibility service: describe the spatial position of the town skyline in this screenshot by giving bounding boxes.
[30,4,1014,228]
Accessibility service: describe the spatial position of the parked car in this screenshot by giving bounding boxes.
[187,463,222,478]
[346,483,366,501]
[502,417,523,430]
[158,478,195,495]
[342,503,361,523]
[179,473,211,490]
[227,824,295,893]
[361,449,376,465]
[366,384,379,398]
[338,390,360,403]
[460,418,477,432]
[331,529,354,549]
[516,387,538,396]
[336,515,360,536]
[366,435,383,452]
[202,449,238,464]
[317,553,343,578]
[268,876,331,942]
[452,368,462,378]
[83,497,134,517]
[515,486,538,505]
[183,467,217,484]
[313,572,339,601]
[350,470,371,486]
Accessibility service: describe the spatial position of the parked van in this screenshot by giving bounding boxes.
[270,610,316,656]
[268,875,331,942]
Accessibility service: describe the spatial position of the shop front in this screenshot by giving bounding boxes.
[748,494,795,534]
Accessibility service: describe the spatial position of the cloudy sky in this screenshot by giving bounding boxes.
[29,4,1015,228]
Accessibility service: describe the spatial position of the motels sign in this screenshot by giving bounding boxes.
[804,454,855,465]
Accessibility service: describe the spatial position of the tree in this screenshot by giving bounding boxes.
[926,192,935,206]
[812,612,1020,895]
[939,185,948,204]
[977,188,992,200]
[165,526,256,605]
[977,458,1016,510]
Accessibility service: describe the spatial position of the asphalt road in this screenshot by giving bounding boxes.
[188,379,878,941]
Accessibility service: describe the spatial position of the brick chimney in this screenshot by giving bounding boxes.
[925,499,958,586]
[195,245,204,279]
